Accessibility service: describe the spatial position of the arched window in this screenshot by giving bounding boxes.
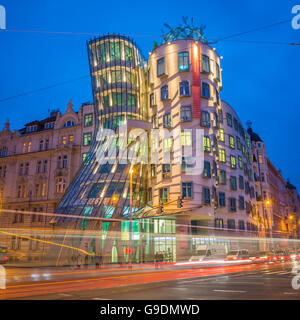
[56,178,66,193]
[64,120,75,128]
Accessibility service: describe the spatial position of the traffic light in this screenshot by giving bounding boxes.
[158,205,164,214]
[177,196,183,208]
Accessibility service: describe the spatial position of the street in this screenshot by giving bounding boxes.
[1,260,300,300]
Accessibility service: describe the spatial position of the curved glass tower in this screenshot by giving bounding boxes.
[53,35,149,264]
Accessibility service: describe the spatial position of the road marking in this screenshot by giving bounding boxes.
[213,289,246,293]
[92,298,112,300]
[58,293,72,297]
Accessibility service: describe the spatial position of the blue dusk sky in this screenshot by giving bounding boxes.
[0,0,299,188]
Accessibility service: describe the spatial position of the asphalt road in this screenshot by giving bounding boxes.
[5,261,300,300]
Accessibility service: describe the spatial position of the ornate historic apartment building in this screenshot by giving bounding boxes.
[0,101,94,258]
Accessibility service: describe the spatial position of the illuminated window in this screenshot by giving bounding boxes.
[82,153,88,162]
[83,133,92,146]
[258,154,263,164]
[202,55,210,73]
[230,155,236,169]
[178,52,189,71]
[159,187,169,203]
[236,137,241,150]
[111,70,122,83]
[219,148,226,162]
[238,156,243,169]
[151,164,156,177]
[109,41,121,61]
[229,135,235,149]
[152,114,158,129]
[112,92,124,107]
[27,142,31,152]
[22,142,26,153]
[218,129,225,142]
[84,114,93,127]
[201,82,210,98]
[62,136,67,145]
[215,218,224,228]
[181,130,192,146]
[69,135,74,144]
[127,94,136,107]
[162,164,171,178]
[56,178,66,193]
[163,138,172,152]
[41,183,46,197]
[157,57,165,77]
[203,136,211,152]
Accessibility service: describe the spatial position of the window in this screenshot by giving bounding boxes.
[180,105,192,122]
[159,187,168,203]
[226,113,232,127]
[151,164,156,178]
[218,192,226,207]
[45,139,49,150]
[57,156,62,169]
[230,155,236,169]
[215,218,224,229]
[229,198,237,212]
[203,161,211,178]
[233,118,238,131]
[219,170,226,185]
[64,120,74,128]
[18,164,23,176]
[56,178,66,193]
[43,160,47,172]
[230,176,237,190]
[201,82,210,98]
[178,52,189,71]
[229,135,235,149]
[161,85,169,101]
[215,87,220,105]
[258,154,263,164]
[215,62,220,80]
[152,114,158,129]
[218,129,225,142]
[39,140,43,151]
[83,133,92,146]
[62,136,67,145]
[112,92,124,107]
[218,148,226,162]
[24,163,29,175]
[202,55,210,73]
[239,196,245,210]
[163,112,171,128]
[62,155,68,168]
[27,142,31,152]
[203,187,210,204]
[182,182,193,199]
[69,135,74,144]
[36,161,41,173]
[162,164,171,178]
[179,81,190,96]
[238,156,243,169]
[201,111,210,127]
[239,175,244,189]
[157,57,165,77]
[203,136,211,152]
[182,157,194,172]
[45,122,54,129]
[239,220,245,230]
[181,130,192,146]
[149,93,155,107]
[26,125,37,133]
[84,114,93,127]
[163,138,172,152]
[236,137,241,150]
[82,153,88,162]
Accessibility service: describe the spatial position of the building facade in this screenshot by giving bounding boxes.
[0,101,94,261]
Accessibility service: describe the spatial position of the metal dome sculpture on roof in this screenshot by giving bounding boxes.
[161,17,207,44]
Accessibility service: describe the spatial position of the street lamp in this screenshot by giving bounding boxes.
[129,168,134,267]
